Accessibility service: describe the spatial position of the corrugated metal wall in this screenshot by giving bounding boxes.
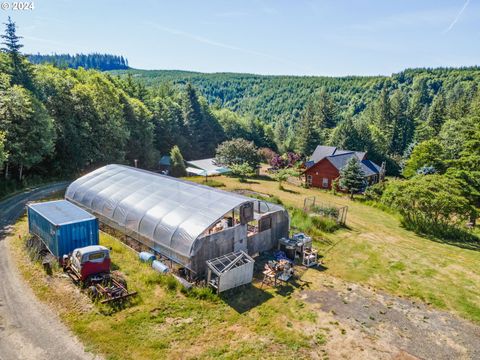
[28,207,99,258]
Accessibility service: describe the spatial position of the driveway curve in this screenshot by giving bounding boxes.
[0,183,99,360]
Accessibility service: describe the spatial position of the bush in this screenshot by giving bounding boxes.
[203,179,225,187]
[364,182,386,201]
[311,216,339,233]
[312,205,339,219]
[164,275,178,291]
[215,138,260,168]
[380,174,477,242]
[290,207,339,235]
[182,286,218,301]
[170,145,187,177]
[258,147,276,164]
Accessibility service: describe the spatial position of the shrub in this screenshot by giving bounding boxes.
[170,145,187,177]
[258,147,276,164]
[312,205,339,219]
[290,207,339,235]
[364,182,386,201]
[380,174,477,242]
[203,179,225,187]
[215,138,260,168]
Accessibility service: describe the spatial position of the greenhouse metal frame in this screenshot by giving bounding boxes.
[66,164,289,277]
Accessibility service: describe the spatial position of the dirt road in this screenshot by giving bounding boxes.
[298,273,480,360]
[0,183,98,360]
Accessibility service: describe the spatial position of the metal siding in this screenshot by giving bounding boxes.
[28,205,99,258]
[28,206,57,256]
[57,219,99,257]
[218,261,254,292]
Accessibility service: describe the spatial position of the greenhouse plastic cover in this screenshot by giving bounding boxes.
[65,164,252,259]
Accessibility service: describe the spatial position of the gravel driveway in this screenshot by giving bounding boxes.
[0,183,99,360]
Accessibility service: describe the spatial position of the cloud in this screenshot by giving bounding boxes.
[444,0,470,33]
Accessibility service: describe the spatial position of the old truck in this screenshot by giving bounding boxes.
[63,245,137,303]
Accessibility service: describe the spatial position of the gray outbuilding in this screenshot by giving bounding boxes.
[65,164,289,279]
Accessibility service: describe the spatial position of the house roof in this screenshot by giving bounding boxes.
[185,158,230,176]
[310,145,367,164]
[326,153,380,176]
[310,145,337,163]
[159,155,171,166]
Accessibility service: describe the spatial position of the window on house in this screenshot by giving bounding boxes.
[322,178,329,188]
[306,175,312,185]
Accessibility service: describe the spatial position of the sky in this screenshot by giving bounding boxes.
[1,0,478,76]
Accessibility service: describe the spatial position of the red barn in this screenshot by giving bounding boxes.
[303,145,384,190]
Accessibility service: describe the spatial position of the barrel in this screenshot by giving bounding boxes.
[139,251,156,263]
[152,260,169,274]
[285,245,296,261]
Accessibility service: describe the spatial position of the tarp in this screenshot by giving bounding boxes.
[65,165,251,260]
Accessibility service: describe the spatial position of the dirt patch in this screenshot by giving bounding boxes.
[299,278,480,360]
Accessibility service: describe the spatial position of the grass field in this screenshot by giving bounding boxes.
[8,173,480,359]
[10,218,326,360]
[187,174,480,323]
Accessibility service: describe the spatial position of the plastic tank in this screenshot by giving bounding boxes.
[139,251,156,263]
[152,260,169,273]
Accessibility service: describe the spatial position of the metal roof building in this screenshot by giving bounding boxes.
[185,158,230,176]
[66,164,289,277]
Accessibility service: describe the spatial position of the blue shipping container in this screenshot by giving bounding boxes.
[27,200,99,259]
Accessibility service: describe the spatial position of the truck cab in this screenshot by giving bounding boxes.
[68,245,111,282]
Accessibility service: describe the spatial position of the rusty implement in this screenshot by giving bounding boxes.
[96,277,137,304]
[64,263,137,304]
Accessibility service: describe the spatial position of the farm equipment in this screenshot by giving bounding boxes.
[63,245,137,304]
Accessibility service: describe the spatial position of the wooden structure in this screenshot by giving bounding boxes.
[261,259,294,287]
[303,145,385,190]
[206,251,254,293]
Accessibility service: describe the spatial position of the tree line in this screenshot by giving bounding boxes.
[0,18,274,194]
[28,53,129,71]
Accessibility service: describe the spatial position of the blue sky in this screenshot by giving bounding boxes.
[1,0,478,76]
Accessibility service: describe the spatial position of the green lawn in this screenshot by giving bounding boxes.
[10,219,322,360]
[9,174,480,359]
[188,175,480,323]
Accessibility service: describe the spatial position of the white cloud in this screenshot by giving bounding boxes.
[444,0,470,33]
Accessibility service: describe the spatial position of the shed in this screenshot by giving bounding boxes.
[206,251,254,293]
[27,200,99,259]
[186,158,230,177]
[65,164,289,278]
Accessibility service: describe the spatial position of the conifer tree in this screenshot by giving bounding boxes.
[427,92,447,134]
[170,145,187,177]
[339,157,365,199]
[1,17,33,90]
[295,100,321,156]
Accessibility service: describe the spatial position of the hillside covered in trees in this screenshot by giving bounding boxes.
[28,53,129,71]
[1,16,479,206]
[0,18,275,197]
[112,67,480,172]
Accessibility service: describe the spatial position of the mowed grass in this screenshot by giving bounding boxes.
[188,174,480,323]
[10,218,321,360]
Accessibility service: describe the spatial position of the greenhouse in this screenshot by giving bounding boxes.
[65,164,289,278]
